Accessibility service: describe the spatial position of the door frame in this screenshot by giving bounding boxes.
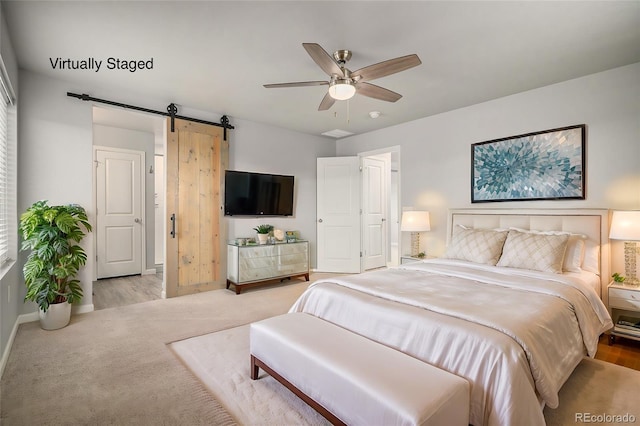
[358,145,401,267]
[93,145,147,281]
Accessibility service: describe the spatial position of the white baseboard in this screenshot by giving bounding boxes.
[73,304,94,315]
[142,268,157,276]
[1,312,39,379]
[0,303,95,379]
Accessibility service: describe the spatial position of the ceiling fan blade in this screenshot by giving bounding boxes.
[353,54,421,82]
[303,43,344,77]
[318,92,336,111]
[264,81,328,88]
[356,82,402,102]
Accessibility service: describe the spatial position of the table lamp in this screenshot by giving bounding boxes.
[609,210,640,285]
[401,211,431,257]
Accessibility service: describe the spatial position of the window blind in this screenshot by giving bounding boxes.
[0,73,10,265]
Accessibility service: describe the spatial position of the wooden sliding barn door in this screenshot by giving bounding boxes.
[165,118,228,297]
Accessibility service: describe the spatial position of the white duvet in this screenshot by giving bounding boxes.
[289,259,612,426]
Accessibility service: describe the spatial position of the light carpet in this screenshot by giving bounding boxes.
[1,277,323,425]
[172,324,640,426]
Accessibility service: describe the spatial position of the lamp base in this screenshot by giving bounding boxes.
[410,232,420,257]
[623,241,639,284]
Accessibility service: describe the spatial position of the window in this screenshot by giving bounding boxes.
[0,95,7,264]
[0,64,15,266]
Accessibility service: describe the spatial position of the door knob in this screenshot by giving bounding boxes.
[318,219,323,223]
[134,218,141,223]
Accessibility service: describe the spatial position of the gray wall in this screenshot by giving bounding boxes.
[337,63,640,273]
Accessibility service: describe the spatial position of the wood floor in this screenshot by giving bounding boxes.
[595,334,640,371]
[93,273,163,310]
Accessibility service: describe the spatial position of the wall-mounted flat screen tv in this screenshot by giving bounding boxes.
[224,170,294,216]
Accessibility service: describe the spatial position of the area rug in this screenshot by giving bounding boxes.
[171,324,640,426]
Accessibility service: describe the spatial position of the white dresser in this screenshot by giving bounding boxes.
[226,241,310,294]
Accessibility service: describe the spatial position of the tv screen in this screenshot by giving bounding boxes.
[224,170,294,216]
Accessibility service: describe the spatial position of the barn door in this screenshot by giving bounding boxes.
[165,118,228,297]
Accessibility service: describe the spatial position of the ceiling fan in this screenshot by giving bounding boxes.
[264,43,422,111]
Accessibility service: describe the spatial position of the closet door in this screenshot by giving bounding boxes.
[165,118,228,297]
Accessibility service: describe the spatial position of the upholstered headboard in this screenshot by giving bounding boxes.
[448,208,610,299]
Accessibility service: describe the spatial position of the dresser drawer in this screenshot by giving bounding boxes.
[609,287,640,301]
[239,265,280,282]
[278,243,308,255]
[609,297,640,311]
[238,246,277,259]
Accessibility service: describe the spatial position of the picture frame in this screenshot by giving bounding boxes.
[471,124,585,203]
[285,230,298,243]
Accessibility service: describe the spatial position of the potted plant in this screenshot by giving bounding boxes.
[19,200,92,330]
[253,224,273,245]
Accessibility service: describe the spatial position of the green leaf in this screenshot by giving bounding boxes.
[18,201,92,311]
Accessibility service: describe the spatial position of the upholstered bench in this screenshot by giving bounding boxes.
[250,313,470,426]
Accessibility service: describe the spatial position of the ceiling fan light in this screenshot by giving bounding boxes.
[328,80,356,100]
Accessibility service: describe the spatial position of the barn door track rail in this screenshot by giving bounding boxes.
[67,92,234,139]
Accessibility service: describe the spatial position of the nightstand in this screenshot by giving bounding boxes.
[608,281,640,344]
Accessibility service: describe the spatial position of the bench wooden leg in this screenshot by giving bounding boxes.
[250,353,346,426]
[250,355,259,380]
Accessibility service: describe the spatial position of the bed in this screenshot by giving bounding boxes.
[289,209,613,426]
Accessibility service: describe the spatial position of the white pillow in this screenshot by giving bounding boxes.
[443,226,508,265]
[497,230,570,274]
[563,236,585,272]
[582,239,600,275]
[508,228,586,272]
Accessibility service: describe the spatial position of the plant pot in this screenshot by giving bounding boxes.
[39,302,71,330]
[257,234,269,245]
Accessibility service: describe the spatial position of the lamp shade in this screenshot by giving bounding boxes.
[401,211,431,232]
[609,211,640,241]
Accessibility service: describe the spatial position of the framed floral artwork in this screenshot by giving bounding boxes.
[471,124,585,203]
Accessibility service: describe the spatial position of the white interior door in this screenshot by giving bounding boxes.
[96,147,144,279]
[316,157,361,273]
[362,156,388,270]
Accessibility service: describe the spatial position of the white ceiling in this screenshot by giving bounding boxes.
[4,1,640,138]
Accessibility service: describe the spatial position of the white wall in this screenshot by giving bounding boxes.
[226,117,335,267]
[16,60,638,316]
[93,124,156,273]
[18,71,94,314]
[337,63,640,270]
[16,70,337,318]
